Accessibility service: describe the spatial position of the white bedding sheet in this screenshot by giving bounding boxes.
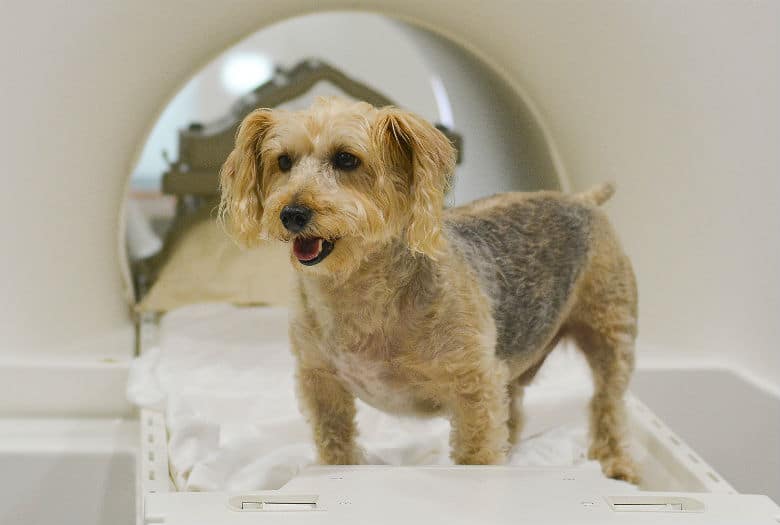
[128,303,631,492]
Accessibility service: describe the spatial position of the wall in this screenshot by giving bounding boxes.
[493,3,780,388]
[0,2,778,391]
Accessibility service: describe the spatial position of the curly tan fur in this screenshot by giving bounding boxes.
[220,97,639,483]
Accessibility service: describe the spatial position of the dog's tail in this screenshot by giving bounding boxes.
[574,182,616,206]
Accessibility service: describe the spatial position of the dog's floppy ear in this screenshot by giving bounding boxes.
[373,107,456,259]
[219,108,273,246]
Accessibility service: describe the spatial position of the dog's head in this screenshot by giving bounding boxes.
[219,97,456,277]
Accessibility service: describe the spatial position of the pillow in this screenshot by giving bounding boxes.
[137,208,292,313]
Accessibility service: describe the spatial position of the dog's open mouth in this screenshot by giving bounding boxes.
[292,237,335,266]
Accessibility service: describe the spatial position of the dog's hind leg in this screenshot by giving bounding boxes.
[566,226,639,483]
[570,322,638,483]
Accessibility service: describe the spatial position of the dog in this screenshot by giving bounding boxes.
[219,96,639,483]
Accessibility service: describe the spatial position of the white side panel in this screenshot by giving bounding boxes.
[0,357,134,417]
[0,418,138,525]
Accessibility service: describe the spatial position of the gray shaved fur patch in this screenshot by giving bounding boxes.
[445,195,592,358]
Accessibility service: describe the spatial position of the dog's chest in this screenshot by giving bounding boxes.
[328,350,440,416]
[302,277,442,415]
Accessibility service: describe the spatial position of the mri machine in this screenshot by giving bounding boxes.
[1,1,779,524]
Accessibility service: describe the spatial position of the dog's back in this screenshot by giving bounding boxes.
[444,190,600,359]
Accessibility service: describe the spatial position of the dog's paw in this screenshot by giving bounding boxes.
[599,454,640,485]
[319,446,364,466]
[452,447,506,465]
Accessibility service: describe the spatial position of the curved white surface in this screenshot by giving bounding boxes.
[1,2,778,388]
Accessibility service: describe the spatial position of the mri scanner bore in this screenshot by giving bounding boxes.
[128,12,558,198]
[126,12,560,310]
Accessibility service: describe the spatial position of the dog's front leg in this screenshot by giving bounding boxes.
[297,366,360,465]
[449,366,510,465]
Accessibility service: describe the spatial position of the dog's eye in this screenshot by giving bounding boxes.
[333,151,360,171]
[278,154,293,172]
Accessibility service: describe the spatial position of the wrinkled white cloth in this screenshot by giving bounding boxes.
[127,303,626,492]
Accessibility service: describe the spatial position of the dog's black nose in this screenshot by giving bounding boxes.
[280,205,312,233]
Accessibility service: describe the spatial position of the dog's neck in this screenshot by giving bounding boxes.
[297,239,441,331]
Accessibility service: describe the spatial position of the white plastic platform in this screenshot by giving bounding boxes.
[137,394,780,524]
[142,465,780,524]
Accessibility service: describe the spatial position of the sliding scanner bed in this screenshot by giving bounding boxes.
[136,316,775,524]
[138,394,779,525]
[144,466,780,524]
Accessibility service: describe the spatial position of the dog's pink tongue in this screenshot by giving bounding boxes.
[293,237,323,261]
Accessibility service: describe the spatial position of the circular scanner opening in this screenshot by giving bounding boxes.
[123,11,562,307]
